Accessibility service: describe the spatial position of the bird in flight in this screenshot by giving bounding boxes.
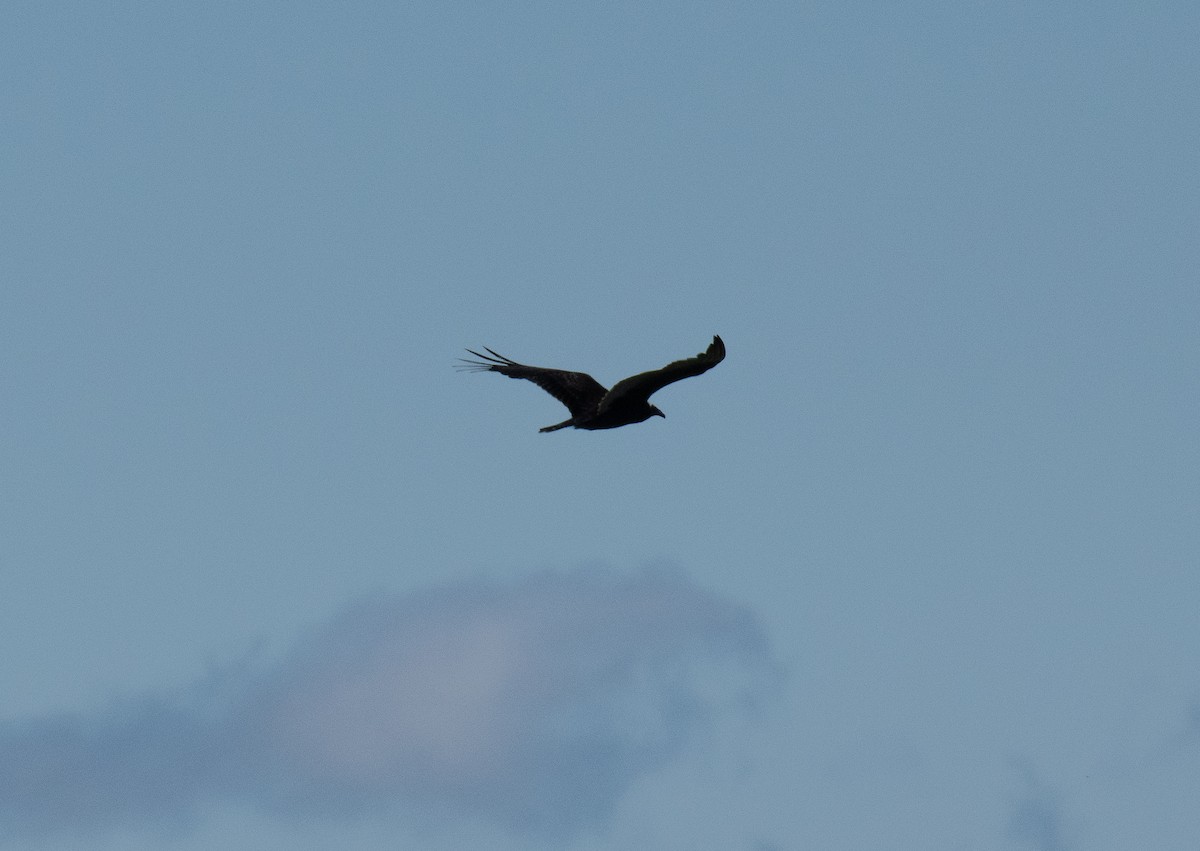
[457,335,726,432]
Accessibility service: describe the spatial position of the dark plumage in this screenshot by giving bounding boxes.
[457,335,726,432]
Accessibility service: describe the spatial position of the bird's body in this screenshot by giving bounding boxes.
[457,336,725,432]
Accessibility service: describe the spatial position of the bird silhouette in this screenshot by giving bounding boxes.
[457,335,725,432]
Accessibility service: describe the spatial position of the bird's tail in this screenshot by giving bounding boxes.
[539,419,574,433]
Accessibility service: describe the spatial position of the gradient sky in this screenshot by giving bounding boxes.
[3,2,1198,849]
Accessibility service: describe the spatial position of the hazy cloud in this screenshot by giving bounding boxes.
[1005,763,1071,851]
[0,568,776,842]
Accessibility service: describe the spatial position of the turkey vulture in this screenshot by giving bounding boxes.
[457,335,725,432]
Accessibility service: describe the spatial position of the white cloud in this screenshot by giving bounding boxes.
[0,568,776,843]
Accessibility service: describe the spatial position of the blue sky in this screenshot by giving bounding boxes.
[2,1,1198,848]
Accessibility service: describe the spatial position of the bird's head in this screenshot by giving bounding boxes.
[650,405,665,419]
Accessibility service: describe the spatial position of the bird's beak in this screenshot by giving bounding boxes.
[654,408,666,418]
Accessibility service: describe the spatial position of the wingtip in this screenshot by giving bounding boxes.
[457,347,518,370]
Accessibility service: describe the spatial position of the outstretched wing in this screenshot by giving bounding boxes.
[601,335,726,408]
[456,347,609,418]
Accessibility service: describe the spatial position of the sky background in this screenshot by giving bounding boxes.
[2,1,1198,849]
